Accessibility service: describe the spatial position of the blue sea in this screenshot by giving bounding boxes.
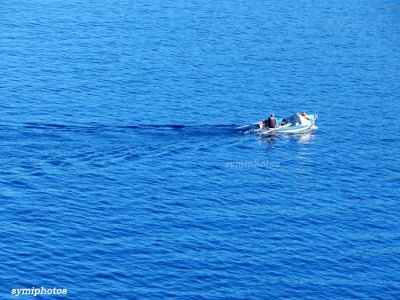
[1,0,400,299]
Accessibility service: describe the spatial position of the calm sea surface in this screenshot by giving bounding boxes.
[1,0,400,299]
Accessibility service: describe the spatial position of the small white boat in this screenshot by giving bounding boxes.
[258,113,318,135]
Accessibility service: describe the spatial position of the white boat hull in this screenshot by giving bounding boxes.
[259,114,318,135]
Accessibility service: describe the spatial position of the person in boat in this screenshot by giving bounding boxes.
[267,114,277,128]
[260,114,276,129]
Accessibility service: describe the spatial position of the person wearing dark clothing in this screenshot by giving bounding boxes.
[267,114,276,128]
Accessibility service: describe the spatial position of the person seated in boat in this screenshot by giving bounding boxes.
[267,114,277,128]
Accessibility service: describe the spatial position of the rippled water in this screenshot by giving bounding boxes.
[1,0,400,299]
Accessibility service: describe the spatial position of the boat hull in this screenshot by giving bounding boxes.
[259,114,318,135]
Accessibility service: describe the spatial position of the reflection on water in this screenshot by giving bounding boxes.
[294,133,316,144]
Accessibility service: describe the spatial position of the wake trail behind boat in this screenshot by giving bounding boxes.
[0,122,252,136]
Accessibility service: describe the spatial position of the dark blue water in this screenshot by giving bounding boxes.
[1,0,400,299]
